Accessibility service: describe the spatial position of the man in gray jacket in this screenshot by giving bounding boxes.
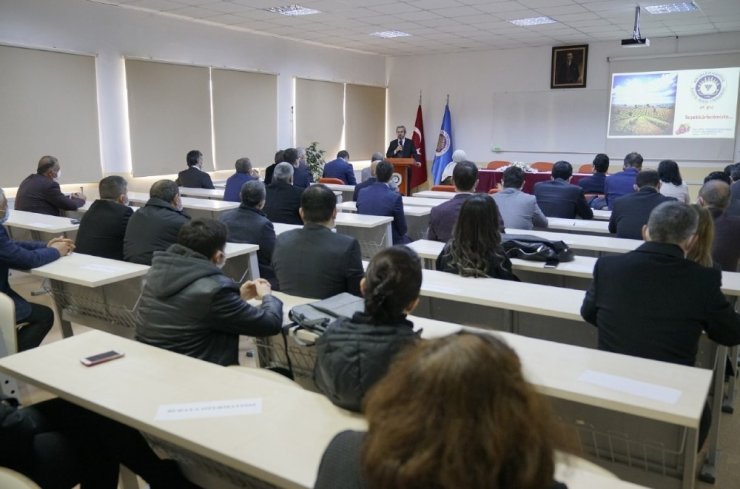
[492,166,548,230]
[135,218,283,366]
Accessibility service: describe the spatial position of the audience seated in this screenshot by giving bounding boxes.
[428,161,480,242]
[220,180,277,285]
[608,170,675,239]
[357,160,411,245]
[604,151,642,208]
[577,153,609,209]
[263,162,304,225]
[360,152,383,183]
[704,170,731,185]
[698,180,740,271]
[657,159,690,203]
[223,157,256,202]
[314,246,421,412]
[272,184,363,299]
[315,333,568,489]
[0,188,74,351]
[534,161,593,219]
[123,179,190,265]
[176,150,214,189]
[0,397,198,489]
[353,158,379,202]
[15,155,86,216]
[75,176,133,260]
[686,204,715,268]
[436,194,518,280]
[440,149,467,185]
[729,163,740,202]
[263,149,284,186]
[287,147,314,189]
[323,150,356,185]
[135,219,282,366]
[493,165,548,230]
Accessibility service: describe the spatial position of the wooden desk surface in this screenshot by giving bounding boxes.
[321,183,355,192]
[337,201,431,217]
[505,228,642,253]
[413,190,455,200]
[401,196,445,207]
[0,330,366,489]
[224,242,259,259]
[31,253,149,287]
[128,192,239,212]
[273,223,302,235]
[178,187,225,199]
[6,210,80,234]
[334,213,393,228]
[545,218,610,235]
[593,210,611,221]
[77,200,140,213]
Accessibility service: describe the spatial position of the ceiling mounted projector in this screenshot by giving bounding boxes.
[622,6,650,47]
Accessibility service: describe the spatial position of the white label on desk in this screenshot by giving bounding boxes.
[578,370,681,405]
[29,222,55,228]
[155,398,263,420]
[81,264,125,273]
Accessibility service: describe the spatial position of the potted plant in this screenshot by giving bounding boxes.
[305,142,326,181]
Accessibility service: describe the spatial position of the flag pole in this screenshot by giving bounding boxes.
[446,93,449,105]
[419,90,422,105]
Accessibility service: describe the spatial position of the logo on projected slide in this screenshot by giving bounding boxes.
[390,172,403,188]
[693,73,724,101]
[435,131,451,156]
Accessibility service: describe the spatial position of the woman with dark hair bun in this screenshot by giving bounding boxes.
[436,194,519,280]
[315,332,570,489]
[657,160,690,203]
[314,246,422,412]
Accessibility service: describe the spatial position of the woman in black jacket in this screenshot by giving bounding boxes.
[436,194,519,281]
[313,246,422,412]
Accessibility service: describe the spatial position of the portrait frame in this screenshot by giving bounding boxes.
[551,44,588,89]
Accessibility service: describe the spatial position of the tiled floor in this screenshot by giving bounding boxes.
[9,272,740,488]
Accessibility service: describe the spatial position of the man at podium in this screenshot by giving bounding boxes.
[386,125,417,159]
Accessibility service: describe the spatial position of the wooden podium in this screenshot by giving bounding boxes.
[387,158,416,196]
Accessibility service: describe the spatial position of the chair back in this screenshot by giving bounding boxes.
[578,164,593,173]
[431,185,455,192]
[319,177,345,185]
[488,188,500,195]
[530,162,554,172]
[486,160,510,170]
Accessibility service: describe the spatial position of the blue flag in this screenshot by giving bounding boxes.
[431,103,453,185]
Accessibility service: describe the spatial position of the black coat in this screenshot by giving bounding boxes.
[220,205,276,283]
[263,182,304,225]
[176,166,214,189]
[14,174,85,216]
[581,241,740,366]
[314,313,419,412]
[385,138,416,159]
[608,187,675,239]
[534,179,593,219]
[75,199,133,260]
[123,198,190,265]
[135,244,283,366]
[272,223,363,299]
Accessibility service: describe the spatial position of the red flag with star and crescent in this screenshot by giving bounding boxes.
[410,104,427,188]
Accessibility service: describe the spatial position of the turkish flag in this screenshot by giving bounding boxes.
[411,104,427,188]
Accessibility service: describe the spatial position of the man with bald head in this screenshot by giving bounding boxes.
[15,156,86,216]
[698,179,740,271]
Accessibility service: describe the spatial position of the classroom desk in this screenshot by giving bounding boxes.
[334,213,393,258]
[412,190,455,199]
[401,196,445,207]
[336,202,430,240]
[4,209,79,241]
[273,223,302,235]
[318,183,354,203]
[544,217,611,235]
[178,187,225,200]
[127,192,239,219]
[593,209,611,220]
[505,228,642,256]
[260,293,706,489]
[0,330,367,489]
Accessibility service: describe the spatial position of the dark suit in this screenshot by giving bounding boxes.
[608,187,675,240]
[577,173,607,194]
[74,199,133,260]
[264,163,277,186]
[223,173,255,202]
[176,167,214,189]
[352,177,375,202]
[356,182,410,245]
[123,198,190,265]
[533,179,593,219]
[272,223,363,299]
[15,174,85,216]
[581,241,740,366]
[264,182,304,225]
[427,193,468,242]
[220,205,277,284]
[323,158,356,185]
[709,207,740,271]
[293,164,314,189]
[385,138,416,159]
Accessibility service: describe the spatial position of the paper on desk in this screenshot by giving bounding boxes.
[155,398,262,421]
[81,264,125,273]
[578,370,681,405]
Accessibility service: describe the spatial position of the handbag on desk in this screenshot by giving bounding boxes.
[501,234,574,266]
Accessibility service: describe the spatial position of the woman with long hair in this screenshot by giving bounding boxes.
[315,332,568,489]
[436,194,518,280]
[657,160,690,203]
[686,204,715,268]
[314,246,422,412]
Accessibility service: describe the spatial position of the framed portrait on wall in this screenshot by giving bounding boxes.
[551,45,588,89]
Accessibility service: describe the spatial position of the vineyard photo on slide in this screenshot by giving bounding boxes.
[608,72,677,136]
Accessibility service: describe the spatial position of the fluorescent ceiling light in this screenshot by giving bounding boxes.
[644,2,699,14]
[266,5,321,16]
[371,31,411,38]
[509,16,557,26]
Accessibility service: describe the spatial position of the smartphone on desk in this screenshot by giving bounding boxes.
[80,350,124,367]
[70,219,80,224]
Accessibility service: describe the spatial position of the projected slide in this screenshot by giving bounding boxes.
[608,67,739,138]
